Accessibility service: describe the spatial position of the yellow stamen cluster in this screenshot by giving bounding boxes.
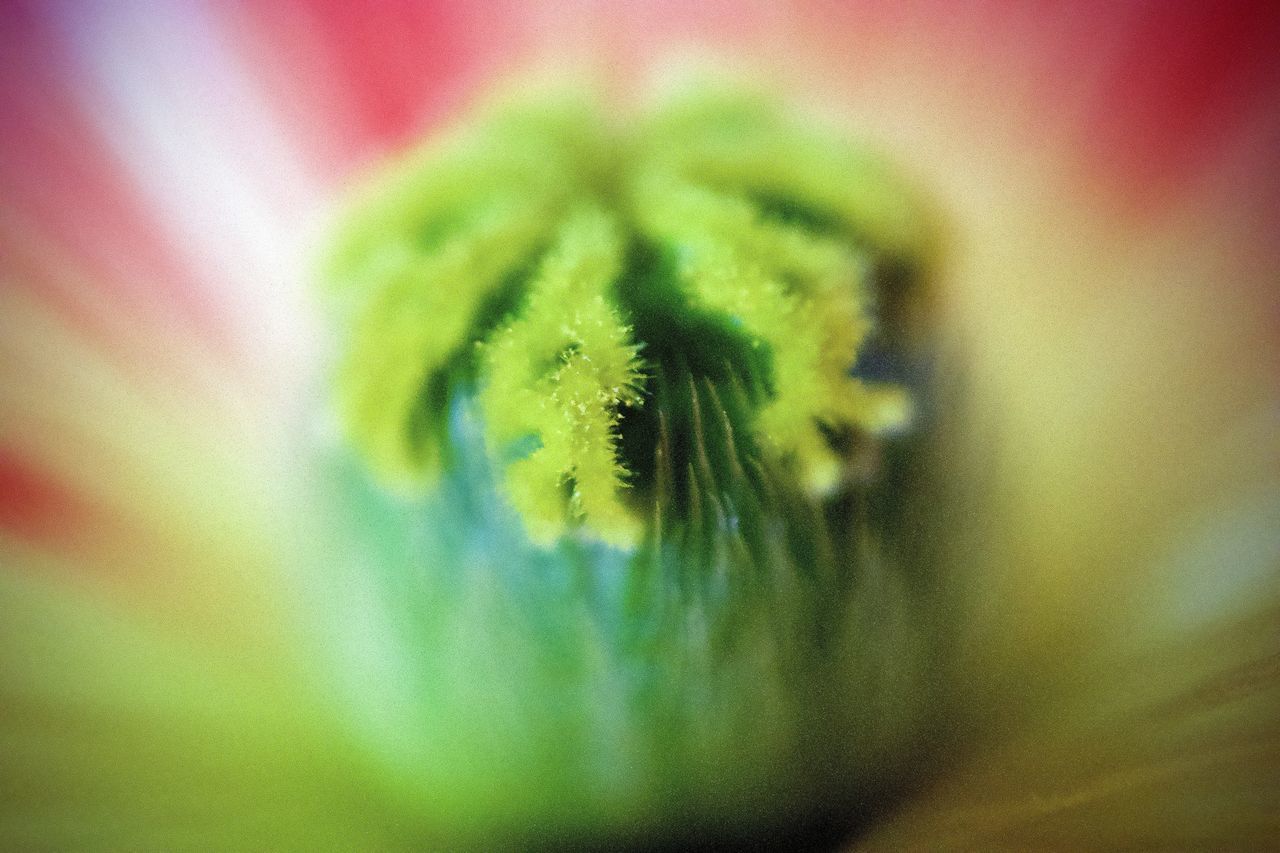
[322,98,601,483]
[629,171,908,493]
[478,206,644,547]
[322,86,918,548]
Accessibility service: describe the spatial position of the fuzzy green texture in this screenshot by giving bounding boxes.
[324,86,918,548]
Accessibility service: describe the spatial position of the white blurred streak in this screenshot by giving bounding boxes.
[45,0,326,401]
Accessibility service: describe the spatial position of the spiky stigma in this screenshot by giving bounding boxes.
[323,85,922,557]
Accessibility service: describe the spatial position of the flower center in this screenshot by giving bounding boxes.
[323,85,923,551]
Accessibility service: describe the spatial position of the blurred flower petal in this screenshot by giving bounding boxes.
[1,1,1277,848]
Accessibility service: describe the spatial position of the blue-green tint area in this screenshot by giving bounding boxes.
[306,389,945,848]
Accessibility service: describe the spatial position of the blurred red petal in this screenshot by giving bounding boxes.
[0,450,102,551]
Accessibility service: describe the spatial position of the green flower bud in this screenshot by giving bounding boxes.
[317,82,938,843]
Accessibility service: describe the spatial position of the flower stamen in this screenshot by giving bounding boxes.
[323,85,921,549]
